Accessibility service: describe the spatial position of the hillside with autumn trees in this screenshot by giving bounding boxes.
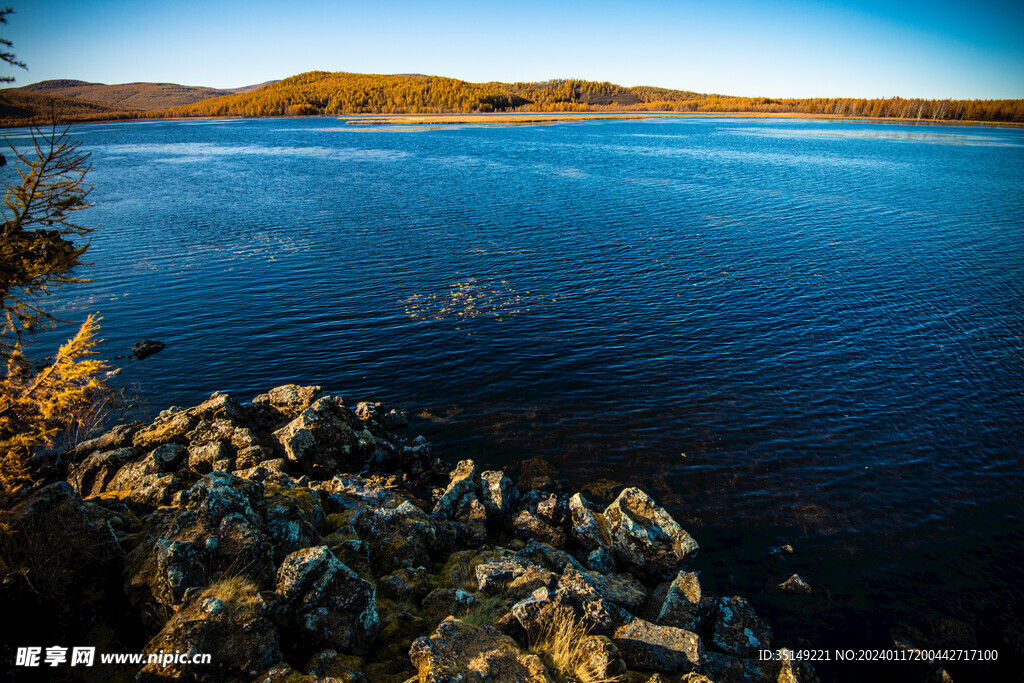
[2,71,1022,125]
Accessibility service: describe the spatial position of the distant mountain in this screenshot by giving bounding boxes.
[13,80,237,111]
[0,89,125,126]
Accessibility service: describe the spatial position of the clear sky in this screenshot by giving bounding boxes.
[3,0,1023,99]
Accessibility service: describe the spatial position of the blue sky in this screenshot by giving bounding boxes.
[4,0,1023,98]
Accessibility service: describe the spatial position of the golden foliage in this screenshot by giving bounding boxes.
[3,71,1022,125]
[0,313,106,494]
[159,71,1024,124]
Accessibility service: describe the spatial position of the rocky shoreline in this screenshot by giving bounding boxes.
[1,384,827,682]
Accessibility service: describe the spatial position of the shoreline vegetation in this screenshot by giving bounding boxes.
[1,70,1022,128]
[0,384,962,682]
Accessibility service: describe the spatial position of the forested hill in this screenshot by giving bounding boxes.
[2,71,1022,125]
[160,71,1024,123]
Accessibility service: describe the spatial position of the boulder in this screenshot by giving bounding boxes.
[509,567,632,639]
[151,443,187,473]
[137,578,281,682]
[475,559,557,600]
[377,567,432,603]
[251,384,324,424]
[274,396,367,478]
[408,617,553,682]
[709,596,772,659]
[132,339,165,360]
[512,509,566,548]
[602,487,699,581]
[612,618,703,673]
[68,447,138,496]
[656,570,704,631]
[568,492,606,551]
[432,459,480,520]
[70,422,142,457]
[421,587,476,622]
[133,412,198,450]
[779,574,812,595]
[480,470,518,520]
[275,546,379,654]
[354,500,438,574]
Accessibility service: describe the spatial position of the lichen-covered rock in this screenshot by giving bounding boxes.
[275,546,379,654]
[779,573,812,595]
[126,474,275,612]
[151,539,207,605]
[188,439,232,475]
[68,447,139,496]
[432,459,480,520]
[421,587,476,622]
[133,411,198,450]
[274,396,367,478]
[515,539,585,574]
[377,567,432,603]
[568,492,606,551]
[587,547,616,572]
[251,384,324,424]
[187,392,246,423]
[510,567,632,639]
[512,509,566,548]
[655,570,704,631]
[475,559,557,600]
[138,578,281,682]
[480,470,518,520]
[776,648,822,683]
[408,617,553,683]
[566,566,648,613]
[260,485,327,561]
[612,618,703,673]
[710,596,772,659]
[71,422,142,457]
[602,487,699,581]
[151,443,187,473]
[354,500,438,573]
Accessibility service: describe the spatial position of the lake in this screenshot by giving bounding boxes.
[7,115,1023,679]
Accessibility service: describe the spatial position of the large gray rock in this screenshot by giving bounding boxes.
[138,578,281,682]
[273,396,367,478]
[251,384,324,424]
[480,470,518,520]
[568,492,606,551]
[125,474,275,612]
[432,459,480,520]
[602,487,699,581]
[612,618,703,673]
[354,500,438,573]
[475,558,557,600]
[656,570,704,631]
[709,596,772,659]
[408,617,553,683]
[512,509,566,548]
[275,546,379,653]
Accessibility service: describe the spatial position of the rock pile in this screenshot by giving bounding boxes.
[0,385,820,682]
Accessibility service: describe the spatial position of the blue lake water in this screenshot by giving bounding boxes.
[6,116,1023,678]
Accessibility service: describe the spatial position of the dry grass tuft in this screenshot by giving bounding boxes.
[529,607,623,683]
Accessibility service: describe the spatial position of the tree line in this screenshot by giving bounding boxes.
[2,70,1022,125]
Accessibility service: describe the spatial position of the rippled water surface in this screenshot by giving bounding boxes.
[10,117,1023,679]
